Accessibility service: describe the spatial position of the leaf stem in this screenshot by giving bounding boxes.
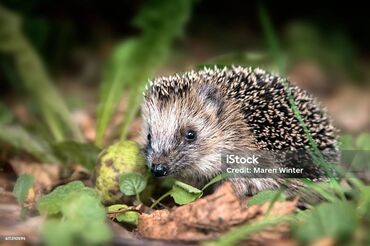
[150,190,173,209]
[136,193,142,204]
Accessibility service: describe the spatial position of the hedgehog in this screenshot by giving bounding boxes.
[141,66,339,196]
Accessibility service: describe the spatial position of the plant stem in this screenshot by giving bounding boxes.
[136,193,142,204]
[150,190,172,209]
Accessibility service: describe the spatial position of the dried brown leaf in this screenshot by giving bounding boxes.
[10,160,60,192]
[138,182,297,241]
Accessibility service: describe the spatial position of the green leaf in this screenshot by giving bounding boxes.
[41,189,111,246]
[119,173,147,196]
[294,202,358,244]
[52,141,101,170]
[13,174,34,204]
[170,181,203,205]
[41,219,74,246]
[108,204,139,225]
[37,181,97,215]
[174,180,203,193]
[202,173,229,191]
[0,125,60,163]
[359,186,370,221]
[248,190,286,206]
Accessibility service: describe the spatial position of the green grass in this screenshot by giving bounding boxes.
[0,0,194,164]
[0,6,83,142]
[95,0,194,146]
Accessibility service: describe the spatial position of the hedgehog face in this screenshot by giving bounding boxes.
[141,83,230,182]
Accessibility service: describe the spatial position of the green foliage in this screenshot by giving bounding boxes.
[259,3,335,181]
[202,173,229,191]
[339,134,355,149]
[0,125,99,169]
[248,190,286,206]
[13,174,34,204]
[258,4,285,73]
[356,133,370,150]
[119,172,147,196]
[209,184,370,246]
[338,133,370,175]
[95,0,194,146]
[41,196,111,246]
[293,202,358,244]
[52,141,101,170]
[301,179,341,203]
[0,102,14,124]
[170,180,203,205]
[340,133,370,150]
[108,204,139,225]
[285,22,362,82]
[37,181,97,215]
[359,186,370,220]
[151,174,229,208]
[0,125,60,163]
[0,5,83,142]
[38,181,111,246]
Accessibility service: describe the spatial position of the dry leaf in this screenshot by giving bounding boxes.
[138,182,297,241]
[310,237,335,246]
[10,160,60,192]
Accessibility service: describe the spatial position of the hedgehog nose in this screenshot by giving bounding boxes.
[151,163,168,177]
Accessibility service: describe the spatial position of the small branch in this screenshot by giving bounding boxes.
[107,207,142,216]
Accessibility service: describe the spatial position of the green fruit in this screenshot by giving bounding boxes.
[93,141,148,204]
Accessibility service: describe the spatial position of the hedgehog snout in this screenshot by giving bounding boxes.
[150,163,169,177]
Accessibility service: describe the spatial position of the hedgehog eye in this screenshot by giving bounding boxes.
[147,134,151,142]
[184,129,196,142]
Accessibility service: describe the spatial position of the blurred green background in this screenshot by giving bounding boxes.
[0,1,370,245]
[0,0,369,158]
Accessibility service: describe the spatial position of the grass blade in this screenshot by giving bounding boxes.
[95,0,194,146]
[0,125,60,163]
[258,4,339,182]
[0,5,83,142]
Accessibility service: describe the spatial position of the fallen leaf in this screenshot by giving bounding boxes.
[10,160,60,192]
[138,182,297,241]
[310,237,335,246]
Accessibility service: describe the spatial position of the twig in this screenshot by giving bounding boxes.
[107,207,142,216]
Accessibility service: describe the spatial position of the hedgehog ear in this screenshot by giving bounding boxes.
[199,84,224,115]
